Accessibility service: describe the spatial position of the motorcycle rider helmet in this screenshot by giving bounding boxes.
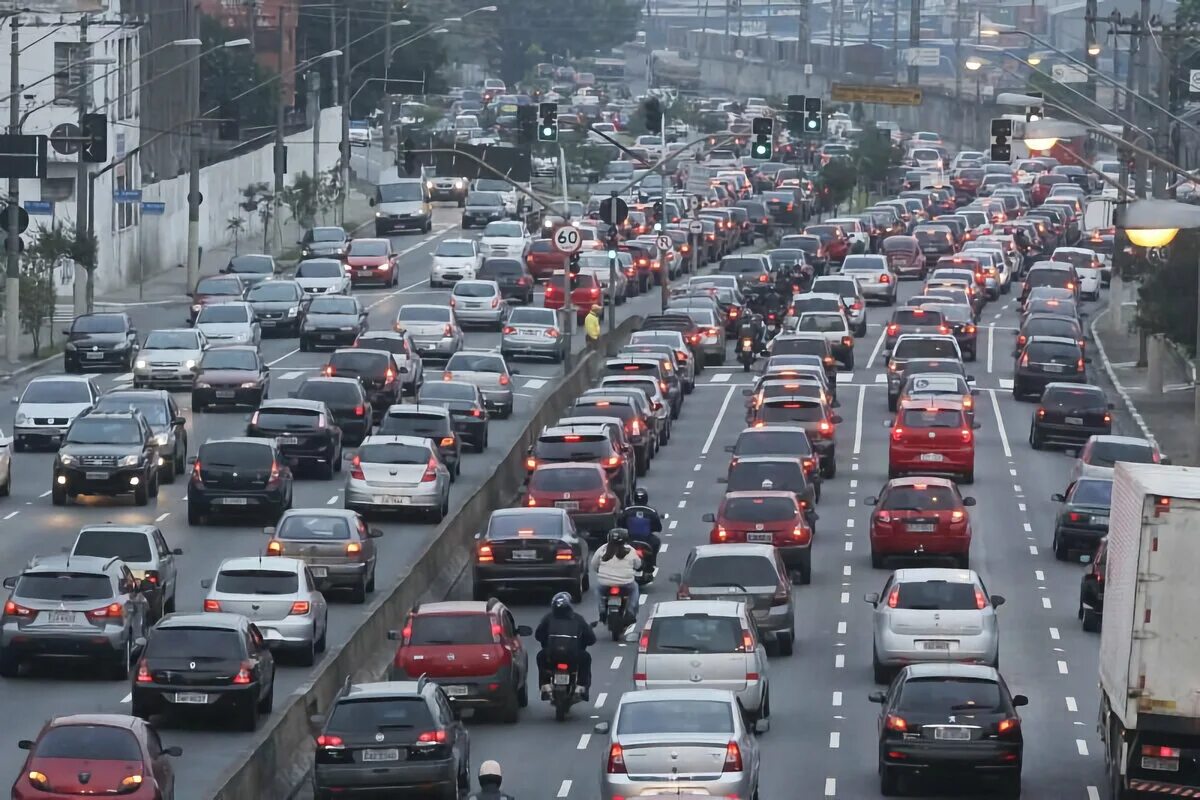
[608,527,630,546]
[633,487,649,506]
[551,591,573,612]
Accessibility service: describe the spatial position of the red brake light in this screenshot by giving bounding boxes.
[998,718,1021,736]
[354,404,365,417]
[350,455,364,480]
[3,600,32,618]
[1142,745,1181,758]
[723,742,744,772]
[477,544,494,562]
[891,426,904,442]
[85,602,124,622]
[886,714,908,732]
[135,660,152,683]
[886,586,900,608]
[607,743,626,773]
[317,735,344,748]
[232,663,253,684]
[420,457,439,482]
[961,427,973,443]
[203,599,221,612]
[417,729,448,744]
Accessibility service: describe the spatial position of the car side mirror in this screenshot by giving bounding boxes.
[17,740,32,750]
[263,526,277,536]
[884,420,893,428]
[172,548,183,556]
[163,745,183,757]
[868,691,887,703]
[724,444,735,452]
[200,578,212,589]
[669,572,682,584]
[701,512,716,523]
[1051,493,1065,503]
[759,349,771,357]
[963,497,976,507]
[972,422,981,430]
[369,198,377,206]
[516,624,533,636]
[368,527,383,538]
[174,416,187,426]
[991,594,1006,607]
[754,718,770,734]
[864,592,880,605]
[134,637,146,649]
[831,415,843,424]
[594,721,610,734]
[741,389,751,396]
[1012,694,1029,707]
[2,576,15,589]
[386,630,401,641]
[1161,455,1172,465]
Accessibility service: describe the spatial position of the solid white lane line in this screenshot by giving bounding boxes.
[700,385,737,455]
[832,691,843,706]
[557,780,572,798]
[1058,660,1069,674]
[1088,787,1101,800]
[866,326,887,369]
[267,348,300,367]
[594,692,607,708]
[577,734,591,750]
[1049,627,1060,640]
[824,777,837,796]
[610,656,622,670]
[829,731,841,748]
[987,324,995,374]
[155,512,170,522]
[710,372,731,383]
[2,511,17,520]
[852,384,866,455]
[1077,739,1089,756]
[1066,696,1078,712]
[986,389,1013,458]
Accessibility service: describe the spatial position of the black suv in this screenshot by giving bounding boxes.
[312,676,470,799]
[53,410,160,506]
[187,438,294,525]
[247,399,343,479]
[377,404,462,478]
[293,377,373,446]
[63,312,139,373]
[478,258,535,304]
[323,348,400,423]
[1012,335,1087,401]
[132,612,276,731]
[94,389,188,484]
[1029,382,1113,450]
[246,279,309,336]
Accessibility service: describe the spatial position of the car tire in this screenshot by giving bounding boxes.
[778,629,795,656]
[149,470,160,499]
[110,638,132,681]
[961,470,974,485]
[1029,425,1044,450]
[164,594,176,614]
[237,700,259,732]
[871,550,885,569]
[570,572,585,603]
[318,457,335,481]
[0,469,10,498]
[1053,531,1068,561]
[349,575,368,604]
[130,696,151,720]
[498,688,520,724]
[822,459,837,480]
[879,764,901,797]
[366,566,376,593]
[52,484,67,506]
[187,503,203,526]
[872,647,890,684]
[796,553,811,585]
[1081,607,1101,633]
[0,649,19,678]
[297,636,316,667]
[134,480,149,506]
[1000,773,1021,798]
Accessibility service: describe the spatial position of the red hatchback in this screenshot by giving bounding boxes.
[344,238,399,287]
[702,490,813,582]
[887,398,978,483]
[525,238,569,281]
[524,462,619,536]
[866,476,976,569]
[544,272,603,322]
[12,714,180,800]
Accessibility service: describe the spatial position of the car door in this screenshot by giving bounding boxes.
[436,690,468,765]
[247,624,275,695]
[144,725,175,794]
[501,607,526,684]
[152,528,179,602]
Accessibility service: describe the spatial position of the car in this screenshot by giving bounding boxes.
[576,252,630,304]
[187,274,246,323]
[131,612,275,730]
[419,381,490,452]
[884,307,949,353]
[597,374,672,445]
[200,556,328,665]
[897,373,976,424]
[450,279,507,330]
[717,254,772,290]
[443,350,515,418]
[377,404,462,477]
[479,220,531,259]
[132,328,206,389]
[12,714,181,800]
[323,347,402,422]
[461,190,508,229]
[300,294,368,352]
[523,461,619,538]
[427,173,469,205]
[1014,312,1084,355]
[703,490,812,584]
[888,397,977,483]
[1078,537,1106,632]
[866,568,1004,682]
[1029,383,1113,450]
[568,394,654,474]
[187,437,294,525]
[623,337,695,390]
[247,398,343,479]
[841,254,899,304]
[920,302,977,359]
[193,301,260,346]
[294,257,352,296]
[477,258,535,304]
[311,678,470,798]
[0,553,151,679]
[222,253,276,287]
[94,389,188,482]
[299,225,350,260]
[886,334,963,410]
[501,306,566,362]
[389,597,533,719]
[1051,477,1112,560]
[430,238,482,287]
[1066,433,1163,483]
[725,423,820,489]
[526,423,634,505]
[353,330,423,396]
[525,238,571,282]
[346,434,452,521]
[599,688,761,800]
[794,311,855,368]
[603,355,682,418]
[810,275,867,335]
[345,237,399,287]
[668,305,726,365]
[1021,262,1078,303]
[544,271,604,322]
[63,312,139,372]
[471,505,589,600]
[191,345,269,411]
[869,663,1025,796]
[1012,335,1087,400]
[70,523,181,620]
[245,279,309,336]
[748,395,840,477]
[264,508,380,602]
[394,304,465,361]
[372,177,432,235]
[866,477,975,569]
[53,409,161,506]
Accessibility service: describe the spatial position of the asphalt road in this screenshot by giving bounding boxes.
[0,200,723,798]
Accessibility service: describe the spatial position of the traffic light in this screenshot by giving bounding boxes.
[751,116,773,160]
[538,102,558,142]
[1025,91,1043,122]
[803,97,823,134]
[786,95,805,135]
[605,224,620,256]
[989,117,1013,162]
[217,102,240,141]
[517,105,537,145]
[651,200,664,231]
[569,252,581,275]
[80,112,107,162]
[642,97,663,135]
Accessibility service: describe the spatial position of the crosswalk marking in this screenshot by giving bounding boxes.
[522,378,548,390]
[838,372,854,382]
[710,372,731,383]
[278,371,304,381]
[998,378,1014,389]
[874,373,887,384]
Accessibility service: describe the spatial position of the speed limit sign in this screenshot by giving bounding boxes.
[688,220,704,235]
[552,225,582,254]
[655,234,672,250]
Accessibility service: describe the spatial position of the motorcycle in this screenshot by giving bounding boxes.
[601,584,633,641]
[764,311,781,339]
[631,540,656,585]
[549,661,581,722]
[738,336,756,371]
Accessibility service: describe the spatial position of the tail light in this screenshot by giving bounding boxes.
[773,581,792,606]
[449,297,457,308]
[135,661,152,683]
[471,408,483,417]
[385,367,396,382]
[192,459,203,481]
[232,663,253,684]
[350,455,365,480]
[525,457,537,471]
[416,730,448,744]
[267,539,283,555]
[289,600,311,615]
[880,273,891,283]
[605,455,622,468]
[637,625,651,652]
[3,600,33,618]
[499,374,510,385]
[890,426,904,442]
[555,547,575,561]
[503,326,516,335]
[961,427,973,443]
[597,494,611,507]
[802,457,815,474]
[1019,352,1029,367]
[818,420,833,437]
[1068,512,1083,522]
[346,541,362,556]
[997,718,1021,737]
[723,742,744,772]
[476,541,494,565]
[875,510,892,524]
[739,630,754,652]
[322,365,335,376]
[938,326,950,335]
[1103,412,1112,424]
[250,411,260,427]
[885,714,908,732]
[607,743,626,774]
[975,588,988,609]
[203,599,221,612]
[965,324,976,334]
[490,296,499,308]
[963,397,973,410]
[316,735,345,748]
[851,301,862,310]
[1076,358,1084,372]
[267,460,282,487]
[85,602,124,621]
[142,571,159,585]
[628,419,641,436]
[590,287,600,298]
[886,586,900,607]
[420,457,439,482]
[887,324,899,335]
[714,525,728,542]
[443,324,453,336]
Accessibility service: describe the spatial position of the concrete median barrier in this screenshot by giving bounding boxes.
[209,316,643,800]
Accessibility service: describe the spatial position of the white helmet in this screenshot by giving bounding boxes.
[479,760,502,780]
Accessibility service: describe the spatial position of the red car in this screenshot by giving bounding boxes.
[524,462,619,536]
[12,714,180,800]
[866,476,976,569]
[386,599,531,720]
[702,490,813,582]
[1032,174,1069,205]
[951,167,983,198]
[525,238,569,281]
[805,224,850,264]
[887,397,978,483]
[544,272,603,322]
[188,274,246,323]
[881,236,924,277]
[344,237,399,287]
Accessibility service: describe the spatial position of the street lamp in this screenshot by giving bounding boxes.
[964,56,984,71]
[1087,41,1102,56]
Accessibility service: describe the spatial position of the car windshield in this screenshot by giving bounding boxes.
[34,726,142,761]
[310,298,358,316]
[1071,479,1114,506]
[719,258,766,275]
[277,514,351,540]
[72,529,153,561]
[378,182,423,202]
[484,222,524,237]
[728,461,803,491]
[255,408,321,429]
[296,261,344,278]
[446,354,504,373]
[420,382,475,402]
[647,616,742,654]
[326,698,434,733]
[201,350,257,371]
[147,627,244,659]
[143,331,198,349]
[687,554,779,587]
[529,467,602,492]
[228,255,273,274]
[359,442,429,465]
[1042,386,1105,410]
[195,278,242,295]
[901,408,963,428]
[198,441,273,468]
[66,418,143,445]
[215,569,299,595]
[310,227,345,242]
[22,380,91,404]
[437,241,476,257]
[893,579,980,610]
[617,699,733,735]
[378,412,446,437]
[722,495,797,522]
[15,572,111,601]
[881,485,959,510]
[453,282,497,298]
[797,315,844,332]
[248,282,301,301]
[1089,442,1155,468]
[897,678,1003,713]
[72,314,126,333]
[474,179,509,192]
[507,308,556,326]
[196,305,248,324]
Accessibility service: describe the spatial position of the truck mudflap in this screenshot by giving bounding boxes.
[1129,779,1200,795]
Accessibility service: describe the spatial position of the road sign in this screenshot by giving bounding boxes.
[1191,70,1200,94]
[113,189,142,204]
[1051,64,1088,84]
[829,83,922,106]
[24,200,52,215]
[598,196,629,226]
[688,220,704,235]
[0,135,48,179]
[140,201,166,216]
[0,205,29,233]
[902,47,940,67]
[734,49,745,59]
[655,234,672,250]
[50,123,81,155]
[552,225,582,254]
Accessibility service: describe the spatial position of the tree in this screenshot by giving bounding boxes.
[1133,229,1198,355]
[279,172,320,230]
[854,124,902,187]
[21,222,75,357]
[239,182,274,252]
[198,13,278,132]
[226,216,246,255]
[816,159,858,212]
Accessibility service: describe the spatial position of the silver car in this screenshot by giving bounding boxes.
[345,435,452,521]
[442,350,516,418]
[598,375,671,445]
[795,311,855,368]
[811,275,867,336]
[193,301,261,346]
[597,688,762,800]
[295,258,352,296]
[673,544,795,651]
[865,567,1004,683]
[12,375,100,451]
[629,329,700,384]
[501,306,566,362]
[840,254,899,305]
[133,328,207,389]
[1066,434,1164,485]
[200,556,328,665]
[393,304,464,361]
[70,523,182,620]
[673,306,726,365]
[450,279,506,330]
[577,252,630,301]
[634,600,770,720]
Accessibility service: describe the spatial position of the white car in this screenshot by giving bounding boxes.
[479,220,531,259]
[1051,247,1104,300]
[12,375,99,451]
[430,238,482,287]
[134,328,207,389]
[193,302,261,346]
[951,150,984,169]
[471,178,519,217]
[348,125,371,147]
[826,218,869,251]
[635,134,664,157]
[294,258,352,296]
[344,435,452,521]
[909,147,943,171]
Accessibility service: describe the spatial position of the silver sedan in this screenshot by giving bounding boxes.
[501,306,566,362]
[841,254,899,305]
[345,435,452,522]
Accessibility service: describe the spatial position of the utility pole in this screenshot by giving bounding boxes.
[381,0,394,155]
[310,69,321,187]
[1134,0,1150,199]
[245,0,258,56]
[328,5,338,100]
[6,15,20,365]
[953,0,962,104]
[1155,34,1172,199]
[73,14,91,316]
[273,4,287,226]
[340,9,350,225]
[186,1,201,294]
[1084,0,1097,102]
[907,0,921,85]
[657,111,667,317]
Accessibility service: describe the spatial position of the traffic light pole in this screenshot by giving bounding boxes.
[73,13,90,316]
[5,15,20,365]
[659,110,668,313]
[607,190,619,336]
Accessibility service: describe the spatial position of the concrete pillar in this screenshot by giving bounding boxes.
[1109,273,1124,333]
[1147,334,1165,395]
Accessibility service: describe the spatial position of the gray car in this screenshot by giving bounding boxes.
[345,435,452,521]
[597,688,762,800]
[69,523,182,620]
[501,306,566,361]
[840,254,899,305]
[394,304,465,361]
[865,567,1004,683]
[1066,434,1164,485]
[442,350,516,418]
[133,328,207,389]
[450,279,506,329]
[0,553,150,678]
[264,509,381,603]
[672,543,795,649]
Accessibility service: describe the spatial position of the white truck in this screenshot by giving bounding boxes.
[1099,463,1200,798]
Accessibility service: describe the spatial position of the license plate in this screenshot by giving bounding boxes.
[174,692,208,704]
[85,471,108,480]
[919,453,945,462]
[606,598,623,610]
[47,611,76,625]
[518,328,540,336]
[216,390,235,398]
[376,495,411,505]
[923,247,939,253]
[907,524,936,532]
[934,727,971,741]
[310,567,328,578]
[362,748,401,762]
[1044,364,1064,372]
[1142,757,1180,772]
[85,352,104,360]
[747,532,773,543]
[511,549,538,560]
[320,334,334,340]
[260,320,275,327]
[1065,416,1083,425]
[555,500,579,510]
[920,640,952,650]
[357,271,373,278]
[552,673,572,685]
[444,685,470,697]
[276,436,299,446]
[219,497,249,505]
[1093,516,1109,526]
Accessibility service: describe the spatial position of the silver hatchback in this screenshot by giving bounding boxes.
[393,304,464,361]
[501,306,566,362]
[345,435,452,522]
[442,350,516,418]
[865,567,1004,683]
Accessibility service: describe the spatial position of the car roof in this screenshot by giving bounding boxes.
[543,424,609,437]
[892,567,978,583]
[279,507,359,521]
[383,403,451,417]
[302,376,362,388]
[76,523,158,535]
[342,681,430,700]
[218,555,304,573]
[691,543,778,558]
[360,434,432,448]
[157,612,246,630]
[1087,434,1153,446]
[616,687,738,704]
[900,662,1000,680]
[29,375,92,385]
[333,347,392,359]
[259,398,326,412]
[23,554,115,574]
[48,714,145,730]
[534,461,604,472]
[650,599,745,618]
[886,475,957,489]
[414,600,496,615]
[490,506,567,521]
[737,424,809,436]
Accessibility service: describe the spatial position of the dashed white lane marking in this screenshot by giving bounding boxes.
[557,780,572,798]
[523,378,548,390]
[986,389,1013,459]
[850,479,858,488]
[874,373,887,384]
[155,512,170,522]
[1014,484,1022,493]
[1088,787,1101,800]
[829,731,841,748]
[840,592,850,604]
[685,481,694,489]
[1018,502,1026,511]
[832,691,843,706]
[577,734,591,750]
[120,693,131,703]
[834,654,845,668]
[998,377,1014,390]
[677,499,686,509]
[837,621,847,634]
[693,464,701,471]
[1050,627,1060,640]
[844,541,853,552]
[668,519,678,529]
[1029,545,1038,555]
[710,372,731,383]
[610,656,622,670]
[1009,468,1017,476]
[1023,522,1032,532]
[1058,660,1069,674]
[279,371,304,380]
[267,348,300,367]
[594,692,607,708]
[824,777,837,796]
[1077,739,1089,756]
[1043,597,1053,609]
[847,498,856,508]
[327,495,339,505]
[846,518,855,528]
[1066,696,1078,712]
[38,490,51,498]
[659,543,669,553]
[843,565,852,576]
[1035,570,1045,581]
[987,324,995,374]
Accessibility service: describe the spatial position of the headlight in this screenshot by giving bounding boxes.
[241,381,259,388]
[543,219,553,228]
[375,212,386,218]
[153,433,169,446]
[114,340,130,350]
[65,342,76,352]
[118,454,141,467]
[59,453,76,466]
[185,359,197,369]
[191,304,201,312]
[14,413,26,425]
[454,179,464,188]
[287,306,299,317]
[234,332,249,342]
[414,208,427,216]
[194,382,211,389]
[135,359,148,369]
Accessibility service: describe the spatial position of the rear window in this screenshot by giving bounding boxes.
[896,678,1003,713]
[35,726,142,761]
[228,255,273,274]
[686,555,780,587]
[1051,251,1095,269]
[326,698,434,733]
[359,443,430,464]
[146,627,243,659]
[529,467,603,492]
[772,338,826,357]
[797,315,844,333]
[616,699,733,735]
[446,354,505,373]
[297,380,361,405]
[215,569,299,595]
[1027,269,1073,288]
[915,228,953,244]
[276,515,351,540]
[487,514,562,539]
[454,282,498,299]
[199,441,274,468]
[722,495,797,521]
[1089,442,1155,468]
[894,309,944,326]
[881,485,959,510]
[409,613,493,645]
[1025,319,1079,339]
[1042,386,1106,410]
[900,408,963,428]
[646,616,742,654]
[1071,479,1114,506]
[480,260,524,276]
[15,572,111,601]
[792,297,841,315]
[72,530,152,562]
[255,408,322,429]
[728,461,803,492]
[895,339,958,360]
[535,434,611,460]
[378,412,447,437]
[1026,342,1080,361]
[330,352,389,374]
[719,258,767,275]
[735,431,811,456]
[893,579,980,610]
[760,401,823,422]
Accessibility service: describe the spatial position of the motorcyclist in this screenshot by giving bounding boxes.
[534,592,596,700]
[736,311,765,352]
[618,488,663,573]
[589,527,642,621]
[468,760,515,800]
[761,285,787,330]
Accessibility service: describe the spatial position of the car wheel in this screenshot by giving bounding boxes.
[134,480,149,506]
[51,484,68,506]
[0,649,18,678]
[237,700,259,732]
[316,616,328,652]
[109,637,132,681]
[149,470,160,498]
[318,457,335,481]
[187,503,203,526]
[822,459,837,480]
[1053,531,1068,561]
[296,635,316,667]
[796,553,812,585]
[879,764,901,796]
[1082,607,1101,632]
[777,629,795,656]
[872,647,890,684]
[349,575,368,604]
[871,550,885,569]
[1029,425,1044,450]
[0,469,10,498]
[570,572,585,603]
[164,594,176,614]
[961,470,974,485]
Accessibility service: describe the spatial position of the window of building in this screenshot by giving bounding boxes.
[54,42,86,103]
[114,172,137,231]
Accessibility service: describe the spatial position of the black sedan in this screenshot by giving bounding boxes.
[245,279,308,336]
[870,663,1026,797]
[246,398,343,479]
[418,381,489,452]
[471,507,588,601]
[1029,382,1112,450]
[1079,537,1106,632]
[299,225,350,260]
[299,295,368,351]
[63,312,139,373]
[1051,477,1112,560]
